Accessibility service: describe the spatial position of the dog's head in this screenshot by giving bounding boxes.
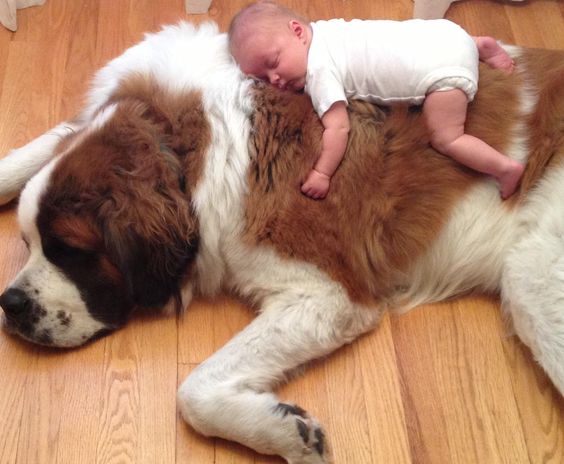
[0,97,204,347]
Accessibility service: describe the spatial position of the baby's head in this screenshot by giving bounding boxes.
[228,1,311,92]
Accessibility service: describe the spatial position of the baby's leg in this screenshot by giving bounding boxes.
[423,89,524,199]
[473,36,514,73]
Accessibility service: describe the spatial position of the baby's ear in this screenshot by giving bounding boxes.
[289,19,304,38]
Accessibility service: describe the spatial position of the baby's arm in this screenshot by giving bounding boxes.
[301,101,350,199]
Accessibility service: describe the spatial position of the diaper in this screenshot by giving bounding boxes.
[427,76,478,102]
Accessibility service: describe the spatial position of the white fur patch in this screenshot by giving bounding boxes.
[12,158,107,346]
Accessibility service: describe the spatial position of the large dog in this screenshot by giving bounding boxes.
[0,22,562,463]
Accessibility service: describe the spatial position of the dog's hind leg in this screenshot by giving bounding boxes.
[501,207,564,396]
[177,279,380,463]
[0,121,81,205]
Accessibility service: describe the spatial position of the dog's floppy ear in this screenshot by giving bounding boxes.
[90,96,201,309]
[103,222,198,308]
[100,182,199,308]
[96,115,199,308]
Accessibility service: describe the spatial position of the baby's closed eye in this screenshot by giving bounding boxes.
[266,54,279,68]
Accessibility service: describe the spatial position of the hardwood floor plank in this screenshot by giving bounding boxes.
[391,297,530,464]
[178,296,254,364]
[449,1,514,41]
[0,42,57,152]
[0,27,10,93]
[95,0,150,67]
[17,344,106,464]
[95,315,178,463]
[178,299,217,364]
[10,1,69,43]
[58,0,101,120]
[324,343,381,463]
[506,0,564,49]
[354,314,411,464]
[0,212,27,288]
[0,336,37,464]
[501,337,564,463]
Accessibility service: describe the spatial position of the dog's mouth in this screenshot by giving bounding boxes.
[2,309,117,348]
[2,313,55,346]
[1,313,17,334]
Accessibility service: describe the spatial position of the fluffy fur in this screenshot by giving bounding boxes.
[0,22,562,463]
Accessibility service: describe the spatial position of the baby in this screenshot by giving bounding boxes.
[229,1,524,199]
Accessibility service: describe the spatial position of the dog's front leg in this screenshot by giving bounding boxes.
[0,121,81,205]
[177,279,381,463]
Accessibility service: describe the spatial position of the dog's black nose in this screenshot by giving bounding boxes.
[0,288,32,320]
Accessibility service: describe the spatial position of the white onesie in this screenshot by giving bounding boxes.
[305,19,479,117]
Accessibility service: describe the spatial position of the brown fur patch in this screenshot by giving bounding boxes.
[48,213,124,284]
[245,85,475,303]
[107,73,210,200]
[50,215,101,251]
[518,48,564,193]
[465,64,521,157]
[244,59,534,304]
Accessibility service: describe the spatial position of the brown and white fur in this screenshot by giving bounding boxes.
[0,22,562,463]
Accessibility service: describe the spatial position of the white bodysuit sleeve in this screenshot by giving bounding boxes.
[307,67,348,118]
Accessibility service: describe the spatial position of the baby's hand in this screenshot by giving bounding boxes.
[301,169,331,199]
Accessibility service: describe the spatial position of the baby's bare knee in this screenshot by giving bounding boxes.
[429,129,458,154]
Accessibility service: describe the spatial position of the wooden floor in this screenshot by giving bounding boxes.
[0,0,563,463]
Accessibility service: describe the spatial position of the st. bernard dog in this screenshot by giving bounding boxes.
[0,21,562,463]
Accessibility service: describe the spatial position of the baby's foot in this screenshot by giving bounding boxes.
[476,36,515,73]
[498,159,525,199]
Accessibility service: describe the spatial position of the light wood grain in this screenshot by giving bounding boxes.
[0,0,563,463]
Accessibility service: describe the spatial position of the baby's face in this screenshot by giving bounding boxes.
[233,20,309,92]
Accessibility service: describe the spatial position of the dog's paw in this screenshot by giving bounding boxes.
[275,403,331,464]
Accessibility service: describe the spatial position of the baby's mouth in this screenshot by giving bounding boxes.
[285,80,297,91]
[276,79,300,92]
[289,79,305,92]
